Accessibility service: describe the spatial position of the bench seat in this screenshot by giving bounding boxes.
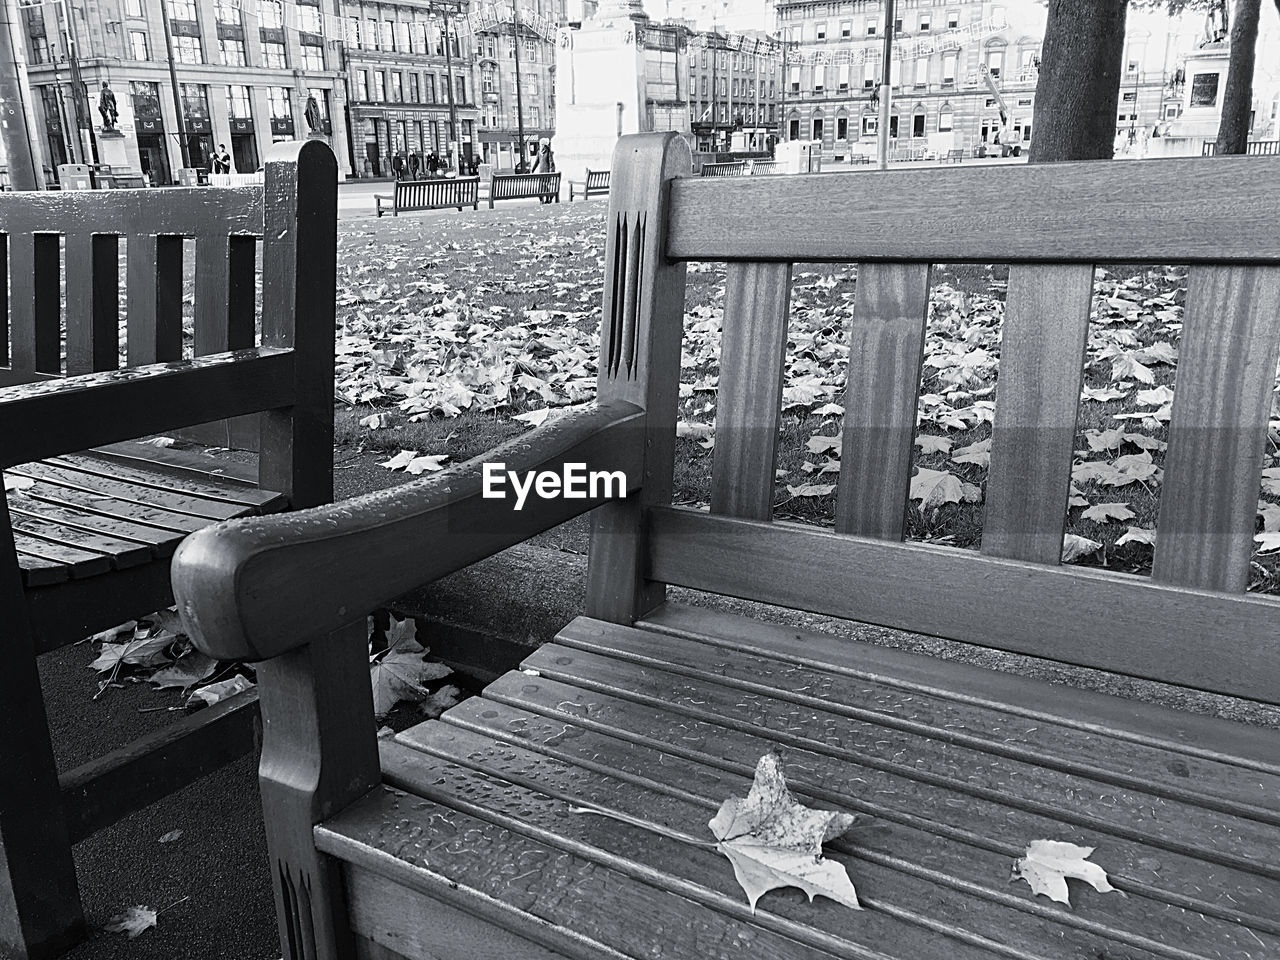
[321,605,1280,960]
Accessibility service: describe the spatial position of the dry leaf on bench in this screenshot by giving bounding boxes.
[369,616,452,718]
[187,674,254,708]
[708,752,860,913]
[104,905,157,939]
[1012,840,1116,906]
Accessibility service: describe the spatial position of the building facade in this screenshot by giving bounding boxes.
[683,28,781,152]
[775,0,1045,161]
[22,0,351,185]
[341,1,479,177]
[471,0,560,169]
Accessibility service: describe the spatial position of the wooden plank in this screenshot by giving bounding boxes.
[65,233,120,375]
[15,549,70,586]
[585,133,690,623]
[0,234,8,366]
[194,234,231,357]
[710,262,791,520]
[382,735,1078,960]
[8,512,152,568]
[646,506,1280,704]
[328,752,850,960]
[440,695,1280,953]
[0,186,261,236]
[982,264,1094,562]
[665,156,1280,263]
[12,461,247,522]
[126,234,184,366]
[554,618,1280,821]
[0,349,295,467]
[518,645,1280,879]
[1153,265,1280,591]
[10,233,62,374]
[7,465,219,531]
[11,533,111,577]
[59,453,277,508]
[59,689,259,843]
[174,400,644,663]
[7,500,180,554]
[641,603,1280,775]
[91,440,262,486]
[834,262,931,539]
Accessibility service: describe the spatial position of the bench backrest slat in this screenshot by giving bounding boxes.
[1151,265,1280,592]
[709,262,791,520]
[590,132,1280,704]
[126,234,185,366]
[981,263,1094,563]
[10,233,61,373]
[64,233,120,375]
[833,262,930,540]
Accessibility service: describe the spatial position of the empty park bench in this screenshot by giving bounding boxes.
[375,177,480,217]
[175,133,1280,960]
[943,148,966,163]
[749,159,782,175]
[487,171,561,208]
[569,168,611,200]
[700,160,746,176]
[0,139,337,959]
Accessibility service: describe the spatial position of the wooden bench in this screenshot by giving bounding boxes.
[487,172,561,208]
[569,168,610,200]
[943,148,966,163]
[174,134,1280,960]
[700,160,747,177]
[375,177,479,216]
[0,139,337,959]
[749,160,782,175]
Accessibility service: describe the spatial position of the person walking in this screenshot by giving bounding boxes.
[532,137,555,203]
[408,152,421,180]
[392,151,405,181]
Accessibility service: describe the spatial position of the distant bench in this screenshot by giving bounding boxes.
[700,161,746,177]
[488,171,561,207]
[943,148,966,163]
[375,177,480,217]
[570,169,610,200]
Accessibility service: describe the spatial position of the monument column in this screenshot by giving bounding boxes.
[553,0,651,192]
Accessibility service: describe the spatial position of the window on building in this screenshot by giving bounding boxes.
[409,73,420,102]
[262,41,287,68]
[1126,58,1140,76]
[789,66,800,93]
[701,76,707,96]
[130,80,162,120]
[364,17,377,47]
[1021,48,1038,70]
[456,75,466,103]
[840,20,851,38]
[381,20,394,50]
[987,49,1004,80]
[425,74,436,102]
[915,57,928,86]
[356,70,369,100]
[526,38,536,60]
[814,21,826,40]
[919,14,931,32]
[890,56,901,88]
[226,85,252,118]
[297,6,322,33]
[1122,91,1137,103]
[180,83,209,121]
[813,117,824,140]
[938,105,954,131]
[530,105,540,126]
[943,52,957,84]
[866,17,877,36]
[173,35,202,64]
[125,0,143,16]
[215,0,240,23]
[395,20,411,51]
[720,104,727,122]
[947,10,960,29]
[259,1,284,28]
[813,65,824,93]
[170,0,197,19]
[862,113,878,136]
[301,43,324,71]
[893,16,903,32]
[129,30,148,60]
[219,38,246,66]
[864,59,877,89]
[836,116,848,139]
[269,86,291,119]
[912,112,925,137]
[788,117,800,139]
[373,71,386,101]
[391,72,404,101]
[888,114,899,138]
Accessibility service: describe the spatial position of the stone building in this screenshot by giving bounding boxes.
[684,28,781,153]
[21,0,351,185]
[341,1,479,177]
[774,0,1045,161]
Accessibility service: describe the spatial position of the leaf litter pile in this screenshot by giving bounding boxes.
[576,751,1115,913]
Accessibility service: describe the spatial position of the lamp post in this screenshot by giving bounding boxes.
[434,1,462,173]
[511,0,526,171]
[158,0,189,170]
[0,0,40,187]
[877,0,895,169]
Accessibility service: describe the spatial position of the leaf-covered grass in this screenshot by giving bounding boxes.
[328,206,1280,591]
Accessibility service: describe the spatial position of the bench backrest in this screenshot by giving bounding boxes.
[0,139,336,468]
[491,172,560,198]
[586,170,611,189]
[396,177,479,208]
[587,132,1280,706]
[700,161,745,177]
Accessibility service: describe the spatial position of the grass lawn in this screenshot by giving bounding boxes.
[329,203,1280,592]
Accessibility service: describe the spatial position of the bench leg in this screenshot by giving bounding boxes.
[0,547,84,958]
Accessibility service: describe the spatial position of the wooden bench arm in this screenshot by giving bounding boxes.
[173,400,646,662]
[0,348,295,467]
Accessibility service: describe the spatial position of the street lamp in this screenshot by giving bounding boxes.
[427,0,464,174]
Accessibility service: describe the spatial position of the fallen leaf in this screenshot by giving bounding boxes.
[513,407,551,427]
[1061,534,1102,563]
[915,434,952,455]
[1012,840,1116,906]
[1254,532,1280,554]
[369,616,452,718]
[379,449,419,471]
[158,829,183,844]
[1115,526,1156,548]
[910,468,963,510]
[187,675,254,708]
[950,439,991,468]
[3,474,34,492]
[708,753,860,913]
[786,483,836,498]
[149,652,218,690]
[90,634,174,673]
[1081,503,1135,524]
[105,905,158,939]
[137,436,177,448]
[405,454,449,475]
[677,421,714,440]
[420,683,463,719]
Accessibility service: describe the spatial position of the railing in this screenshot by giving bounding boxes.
[1201,140,1280,156]
[700,161,747,177]
[210,172,264,187]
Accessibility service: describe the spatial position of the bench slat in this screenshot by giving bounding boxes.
[834,263,931,539]
[194,234,232,357]
[17,460,252,520]
[8,500,181,553]
[711,262,791,520]
[0,186,261,236]
[126,234,185,366]
[647,506,1280,704]
[10,233,62,374]
[6,467,218,533]
[9,511,152,569]
[982,264,1094,562]
[419,704,1270,959]
[64,233,120,375]
[1153,265,1280,592]
[13,533,111,577]
[55,454,281,510]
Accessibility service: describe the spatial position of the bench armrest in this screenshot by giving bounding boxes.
[173,399,645,662]
[0,348,294,467]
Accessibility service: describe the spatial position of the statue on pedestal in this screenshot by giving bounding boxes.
[98,82,118,130]
[304,94,323,134]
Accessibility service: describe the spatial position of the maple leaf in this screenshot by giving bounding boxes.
[1081,385,1130,403]
[1081,502,1135,524]
[405,454,449,475]
[915,434,952,455]
[786,483,836,498]
[105,905,158,939]
[1262,468,1280,497]
[513,407,551,427]
[187,674,254,708]
[1259,501,1280,533]
[1012,840,1116,906]
[805,433,842,455]
[708,753,860,913]
[910,468,963,510]
[1110,353,1155,385]
[950,439,990,468]
[1256,532,1280,554]
[369,616,452,718]
[1061,534,1102,563]
[379,449,419,471]
[1116,526,1156,548]
[149,652,218,690]
[90,632,174,673]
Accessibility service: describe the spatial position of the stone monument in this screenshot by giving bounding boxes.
[553,0,651,190]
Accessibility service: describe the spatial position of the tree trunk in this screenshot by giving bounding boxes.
[1214,0,1261,154]
[1029,0,1129,163]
